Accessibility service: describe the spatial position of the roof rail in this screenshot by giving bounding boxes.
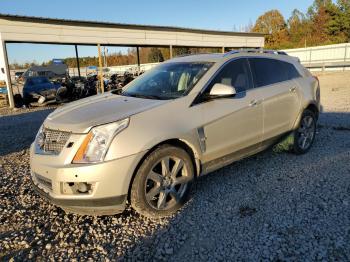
[173,52,215,58]
[223,50,240,56]
[224,48,288,56]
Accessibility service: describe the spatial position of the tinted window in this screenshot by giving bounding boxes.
[280,61,301,80]
[250,58,301,87]
[207,58,252,94]
[250,58,287,87]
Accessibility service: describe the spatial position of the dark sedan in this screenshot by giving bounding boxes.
[23,76,61,105]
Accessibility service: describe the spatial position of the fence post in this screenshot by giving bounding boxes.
[309,48,312,64]
[344,44,348,71]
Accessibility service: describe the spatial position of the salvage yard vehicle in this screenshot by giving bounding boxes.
[105,72,136,92]
[14,71,24,81]
[30,50,320,218]
[23,76,61,106]
[55,76,92,103]
[21,63,68,81]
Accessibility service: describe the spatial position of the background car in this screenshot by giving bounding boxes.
[14,71,24,81]
[23,76,61,105]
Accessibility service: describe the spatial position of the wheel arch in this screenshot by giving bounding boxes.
[126,138,201,202]
[305,103,319,120]
[293,102,320,130]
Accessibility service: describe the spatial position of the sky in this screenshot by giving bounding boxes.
[1,0,314,64]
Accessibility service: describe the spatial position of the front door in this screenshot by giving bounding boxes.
[195,58,264,164]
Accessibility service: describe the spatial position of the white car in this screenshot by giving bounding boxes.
[30,50,320,218]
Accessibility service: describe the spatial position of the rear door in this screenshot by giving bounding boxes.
[249,58,301,141]
[196,58,264,163]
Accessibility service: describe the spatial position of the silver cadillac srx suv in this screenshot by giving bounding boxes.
[30,50,320,218]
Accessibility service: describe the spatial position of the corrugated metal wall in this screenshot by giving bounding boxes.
[284,43,350,71]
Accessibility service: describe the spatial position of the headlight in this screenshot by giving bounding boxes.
[72,118,129,163]
[34,125,44,152]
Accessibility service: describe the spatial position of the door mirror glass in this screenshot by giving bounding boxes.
[209,83,236,98]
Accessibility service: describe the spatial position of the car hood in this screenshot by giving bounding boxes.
[44,93,169,133]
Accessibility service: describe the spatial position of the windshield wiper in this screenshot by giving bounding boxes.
[123,93,170,100]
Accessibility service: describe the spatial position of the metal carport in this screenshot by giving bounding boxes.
[0,14,265,108]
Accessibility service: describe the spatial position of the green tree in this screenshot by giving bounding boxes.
[337,0,350,40]
[252,10,290,49]
[288,9,311,47]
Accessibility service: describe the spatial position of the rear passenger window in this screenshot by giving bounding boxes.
[280,61,301,80]
[207,58,252,94]
[249,58,300,88]
[250,58,287,87]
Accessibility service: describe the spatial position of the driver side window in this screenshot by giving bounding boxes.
[206,58,253,94]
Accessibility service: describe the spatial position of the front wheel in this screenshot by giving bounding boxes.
[130,145,194,218]
[292,109,317,154]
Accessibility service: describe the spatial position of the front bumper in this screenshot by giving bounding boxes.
[30,144,146,215]
[32,180,127,215]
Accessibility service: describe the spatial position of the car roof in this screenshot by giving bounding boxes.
[165,53,225,63]
[164,50,299,65]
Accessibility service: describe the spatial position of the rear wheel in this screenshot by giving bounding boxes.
[131,145,194,218]
[292,109,316,154]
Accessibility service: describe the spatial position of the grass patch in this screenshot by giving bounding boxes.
[273,133,294,153]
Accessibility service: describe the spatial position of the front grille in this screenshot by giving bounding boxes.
[35,173,53,190]
[41,128,71,155]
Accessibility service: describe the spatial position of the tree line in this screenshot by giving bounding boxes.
[251,0,350,49]
[9,0,350,70]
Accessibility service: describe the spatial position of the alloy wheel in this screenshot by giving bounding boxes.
[297,115,315,150]
[145,156,191,210]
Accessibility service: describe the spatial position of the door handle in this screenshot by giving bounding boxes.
[289,86,297,92]
[249,99,260,107]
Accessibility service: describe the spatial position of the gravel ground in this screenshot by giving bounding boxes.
[1,72,350,261]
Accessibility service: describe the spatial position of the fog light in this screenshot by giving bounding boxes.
[62,182,93,195]
[77,182,89,193]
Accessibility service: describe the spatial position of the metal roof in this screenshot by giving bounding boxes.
[0,13,265,37]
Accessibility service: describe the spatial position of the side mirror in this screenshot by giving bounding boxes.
[209,83,236,98]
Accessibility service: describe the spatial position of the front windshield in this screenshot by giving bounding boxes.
[121,62,213,100]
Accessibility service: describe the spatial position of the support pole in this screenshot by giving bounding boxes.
[136,47,140,73]
[104,47,108,68]
[97,44,104,94]
[74,44,81,78]
[222,47,225,53]
[170,45,173,59]
[0,38,14,108]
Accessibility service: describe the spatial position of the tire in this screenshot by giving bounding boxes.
[13,94,24,108]
[131,145,195,218]
[56,86,67,102]
[292,109,317,155]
